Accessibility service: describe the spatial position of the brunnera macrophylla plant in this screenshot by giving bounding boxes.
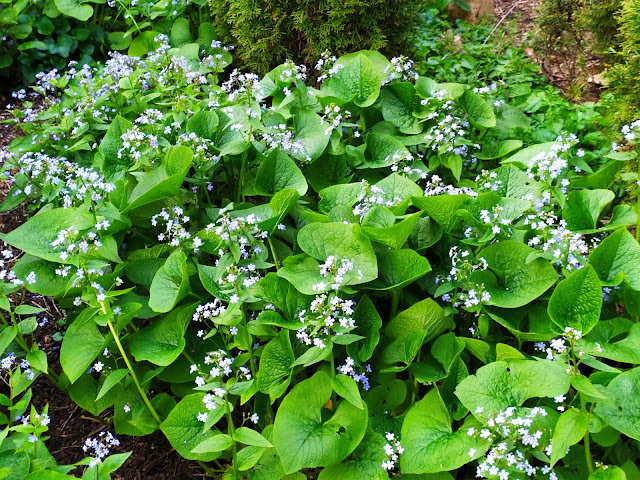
[0,33,640,480]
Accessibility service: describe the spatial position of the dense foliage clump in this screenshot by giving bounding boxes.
[207,0,422,74]
[0,5,639,480]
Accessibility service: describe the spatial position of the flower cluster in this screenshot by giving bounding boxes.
[382,56,419,85]
[260,124,310,160]
[51,225,107,262]
[437,246,491,311]
[321,104,351,136]
[296,292,357,350]
[315,51,344,83]
[424,174,478,197]
[0,150,116,209]
[83,432,121,468]
[353,180,404,218]
[337,357,371,391]
[524,214,590,271]
[381,432,404,471]
[1,353,37,381]
[151,206,193,248]
[313,256,361,292]
[469,406,558,480]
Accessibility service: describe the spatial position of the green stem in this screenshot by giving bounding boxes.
[329,352,337,408]
[103,304,162,425]
[225,399,237,468]
[581,394,594,474]
[236,149,248,204]
[636,159,640,243]
[268,236,279,271]
[390,290,400,320]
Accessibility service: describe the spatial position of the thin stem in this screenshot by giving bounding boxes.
[236,149,248,203]
[390,290,400,320]
[268,236,280,271]
[225,398,237,468]
[102,303,162,425]
[581,394,594,474]
[329,352,337,408]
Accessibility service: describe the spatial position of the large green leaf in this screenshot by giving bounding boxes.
[12,255,69,296]
[292,222,378,286]
[255,149,308,196]
[186,110,219,140]
[386,298,449,340]
[501,142,555,168]
[455,360,570,415]
[323,51,384,107]
[99,115,133,181]
[291,109,329,162]
[594,366,640,441]
[160,393,222,461]
[367,249,431,291]
[381,82,422,134]
[123,146,193,212]
[346,295,382,363]
[53,0,92,21]
[459,90,495,128]
[128,30,162,57]
[471,241,558,308]
[257,330,295,399]
[411,195,470,232]
[575,322,640,364]
[589,228,640,291]
[362,211,422,249]
[317,430,389,480]
[401,388,487,473]
[548,265,602,334]
[129,304,196,366]
[60,309,105,384]
[254,273,312,322]
[563,189,615,231]
[489,165,543,199]
[148,249,190,313]
[272,371,368,473]
[0,207,94,264]
[364,133,412,169]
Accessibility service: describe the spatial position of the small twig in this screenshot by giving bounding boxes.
[60,405,78,433]
[484,0,524,44]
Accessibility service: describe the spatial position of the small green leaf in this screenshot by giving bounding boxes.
[551,408,589,465]
[233,427,273,447]
[191,433,233,454]
[331,374,364,409]
[96,369,129,401]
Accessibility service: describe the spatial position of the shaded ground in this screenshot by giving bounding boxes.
[494,0,602,101]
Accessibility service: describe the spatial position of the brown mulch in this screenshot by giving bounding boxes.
[493,0,602,101]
